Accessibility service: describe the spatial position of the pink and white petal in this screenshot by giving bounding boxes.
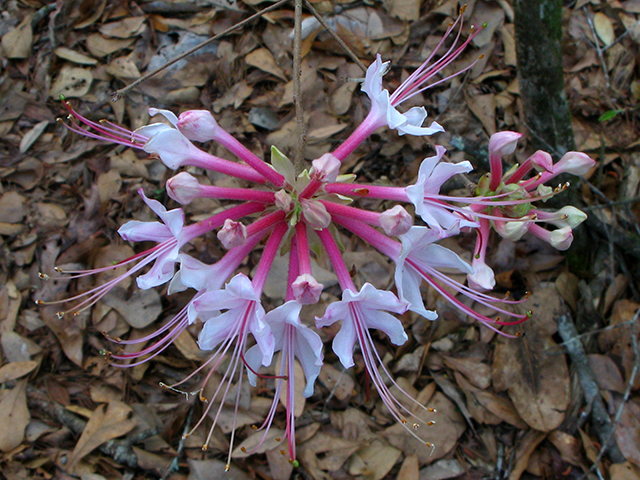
[118,220,172,242]
[226,273,261,302]
[396,119,444,137]
[244,344,265,387]
[395,266,438,321]
[420,244,472,274]
[294,325,324,397]
[355,284,407,314]
[142,128,196,170]
[148,108,179,126]
[197,310,238,350]
[138,189,185,238]
[423,161,473,194]
[136,249,179,289]
[361,308,408,346]
[315,301,349,329]
[332,318,357,369]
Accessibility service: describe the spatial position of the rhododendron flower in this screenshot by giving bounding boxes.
[43,13,598,468]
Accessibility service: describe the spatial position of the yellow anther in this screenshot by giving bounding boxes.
[412,423,419,430]
[224,464,229,471]
[38,272,49,280]
[427,421,436,426]
[56,311,65,319]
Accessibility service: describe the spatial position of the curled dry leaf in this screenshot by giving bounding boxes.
[1,15,33,59]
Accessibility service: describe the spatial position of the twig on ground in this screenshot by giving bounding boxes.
[27,385,159,469]
[302,0,367,73]
[112,0,290,100]
[585,305,640,476]
[162,403,196,480]
[556,312,626,464]
[582,7,611,90]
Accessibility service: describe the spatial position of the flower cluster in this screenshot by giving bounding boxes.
[41,14,594,470]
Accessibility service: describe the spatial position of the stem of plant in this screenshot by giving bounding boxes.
[293,0,305,173]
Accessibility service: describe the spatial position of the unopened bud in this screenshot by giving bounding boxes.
[467,262,496,291]
[488,131,522,159]
[556,206,587,228]
[494,218,530,241]
[166,172,202,204]
[177,110,219,142]
[301,200,331,230]
[217,219,247,249]
[275,189,293,213]
[379,205,412,236]
[312,153,341,183]
[529,150,554,173]
[292,274,323,304]
[553,152,596,176]
[548,226,573,250]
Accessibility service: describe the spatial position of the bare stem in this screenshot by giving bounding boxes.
[112,0,290,101]
[293,0,305,172]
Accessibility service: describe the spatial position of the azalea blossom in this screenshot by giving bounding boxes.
[43,14,598,468]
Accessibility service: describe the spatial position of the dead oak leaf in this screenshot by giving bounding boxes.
[67,400,136,472]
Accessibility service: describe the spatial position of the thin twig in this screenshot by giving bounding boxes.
[293,0,305,171]
[556,312,626,464]
[582,7,611,90]
[585,306,640,477]
[302,0,367,73]
[112,0,290,100]
[162,403,196,480]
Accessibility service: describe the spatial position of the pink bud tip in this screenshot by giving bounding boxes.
[166,172,201,205]
[177,110,219,142]
[379,205,412,236]
[217,219,247,249]
[312,153,341,183]
[292,274,323,304]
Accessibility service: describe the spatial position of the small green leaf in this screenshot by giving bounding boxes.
[271,146,296,186]
[598,110,621,122]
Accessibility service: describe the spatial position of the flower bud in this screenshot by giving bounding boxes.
[292,274,323,304]
[529,150,554,172]
[548,226,573,250]
[379,205,412,236]
[556,206,587,228]
[275,189,293,213]
[177,110,219,142]
[217,219,247,249]
[467,262,495,291]
[493,218,530,241]
[488,131,522,158]
[166,172,202,205]
[553,152,596,176]
[312,153,341,183]
[301,200,331,230]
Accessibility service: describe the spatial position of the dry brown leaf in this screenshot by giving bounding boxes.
[188,458,252,480]
[587,353,625,393]
[508,430,546,480]
[99,16,146,39]
[547,430,586,467]
[467,94,496,135]
[384,392,466,465]
[49,67,93,99]
[442,355,491,390]
[67,401,136,471]
[348,440,402,480]
[492,329,570,432]
[318,363,355,402]
[106,56,142,80]
[53,47,97,65]
[594,12,615,46]
[245,48,287,81]
[232,428,284,458]
[1,15,33,59]
[396,454,419,480]
[0,361,38,383]
[19,121,49,153]
[614,402,640,465]
[96,170,122,204]
[266,447,294,480]
[418,459,465,480]
[0,192,26,224]
[86,34,135,58]
[610,462,640,480]
[386,0,421,22]
[0,379,29,452]
[101,288,162,329]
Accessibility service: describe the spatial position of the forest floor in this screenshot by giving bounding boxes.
[1,0,640,479]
